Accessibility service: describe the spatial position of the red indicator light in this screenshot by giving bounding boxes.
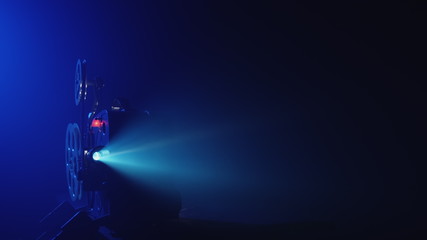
[91,119,102,127]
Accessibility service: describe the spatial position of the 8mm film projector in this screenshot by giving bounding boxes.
[38,59,181,240]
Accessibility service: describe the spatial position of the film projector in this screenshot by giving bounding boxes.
[39,59,181,239]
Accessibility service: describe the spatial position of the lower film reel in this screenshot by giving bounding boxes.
[65,123,83,201]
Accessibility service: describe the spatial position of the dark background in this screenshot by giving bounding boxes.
[0,1,422,239]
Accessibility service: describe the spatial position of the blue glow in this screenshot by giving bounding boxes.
[1,3,416,239]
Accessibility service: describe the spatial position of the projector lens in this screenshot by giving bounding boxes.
[93,152,101,161]
[92,149,110,161]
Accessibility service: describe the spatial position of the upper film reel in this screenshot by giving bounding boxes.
[74,59,87,106]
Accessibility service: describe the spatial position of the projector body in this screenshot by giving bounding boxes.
[65,59,181,232]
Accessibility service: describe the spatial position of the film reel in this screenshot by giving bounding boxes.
[65,123,83,201]
[74,59,87,106]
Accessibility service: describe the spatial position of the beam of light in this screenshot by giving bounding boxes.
[104,136,194,159]
[94,120,245,190]
[99,130,225,184]
[95,118,290,224]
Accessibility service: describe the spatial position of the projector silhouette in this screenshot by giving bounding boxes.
[40,59,181,239]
